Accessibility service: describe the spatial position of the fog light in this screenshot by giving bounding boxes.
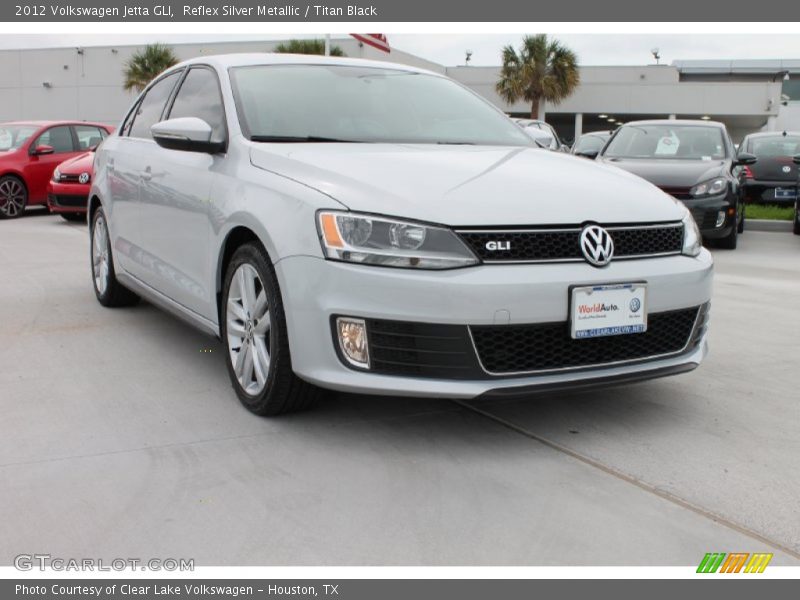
[336,317,370,368]
[715,211,726,227]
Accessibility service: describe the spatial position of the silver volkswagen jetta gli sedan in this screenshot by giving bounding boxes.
[89,54,712,415]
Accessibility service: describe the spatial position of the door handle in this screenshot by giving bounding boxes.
[141,166,152,182]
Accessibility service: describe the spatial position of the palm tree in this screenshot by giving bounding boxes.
[496,34,579,120]
[273,39,345,57]
[123,43,179,93]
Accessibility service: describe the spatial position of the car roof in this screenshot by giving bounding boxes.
[164,52,440,77]
[620,119,727,129]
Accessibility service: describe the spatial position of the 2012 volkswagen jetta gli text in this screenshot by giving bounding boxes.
[88,54,713,415]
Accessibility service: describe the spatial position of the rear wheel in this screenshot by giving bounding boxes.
[61,213,86,223]
[0,176,27,219]
[221,242,325,416]
[794,206,800,235]
[91,207,140,307]
[737,206,745,234]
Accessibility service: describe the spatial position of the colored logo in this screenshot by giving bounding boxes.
[629,297,641,313]
[696,552,772,574]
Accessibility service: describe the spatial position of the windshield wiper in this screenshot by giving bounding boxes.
[250,135,365,143]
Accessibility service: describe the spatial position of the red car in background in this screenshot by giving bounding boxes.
[0,120,112,219]
[47,151,97,222]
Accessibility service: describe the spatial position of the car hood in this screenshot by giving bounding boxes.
[597,157,728,189]
[250,144,686,226]
[57,152,94,174]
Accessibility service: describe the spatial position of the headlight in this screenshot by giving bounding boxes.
[52,168,61,182]
[318,211,479,270]
[690,177,727,197]
[682,211,702,257]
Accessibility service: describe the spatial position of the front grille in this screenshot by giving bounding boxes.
[470,305,703,375]
[48,194,87,208]
[353,304,707,379]
[457,224,683,263]
[659,186,693,201]
[58,174,83,183]
[365,319,482,379]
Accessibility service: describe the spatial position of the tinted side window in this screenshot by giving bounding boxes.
[34,126,75,153]
[167,67,226,143]
[128,71,181,140]
[74,125,107,150]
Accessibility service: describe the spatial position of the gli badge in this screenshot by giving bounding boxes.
[78,173,90,184]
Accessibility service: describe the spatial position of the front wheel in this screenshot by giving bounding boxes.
[0,176,27,219]
[794,205,800,235]
[221,242,325,416]
[90,207,140,307]
[737,207,745,234]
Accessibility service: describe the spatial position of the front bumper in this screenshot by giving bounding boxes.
[275,250,713,398]
[681,193,736,239]
[46,181,89,214]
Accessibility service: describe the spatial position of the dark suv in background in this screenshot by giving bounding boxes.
[597,120,756,249]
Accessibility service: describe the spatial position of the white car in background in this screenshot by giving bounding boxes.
[88,54,713,415]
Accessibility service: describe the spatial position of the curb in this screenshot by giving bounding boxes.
[747,219,793,232]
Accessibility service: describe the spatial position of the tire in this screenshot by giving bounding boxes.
[0,175,28,219]
[737,208,745,234]
[794,214,800,236]
[61,212,87,223]
[90,207,140,307]
[717,224,738,250]
[221,242,325,416]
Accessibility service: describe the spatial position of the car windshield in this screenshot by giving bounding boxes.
[229,64,533,146]
[604,125,727,160]
[0,125,38,152]
[748,136,800,157]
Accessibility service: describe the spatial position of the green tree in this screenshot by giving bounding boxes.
[273,39,346,57]
[123,43,179,93]
[496,34,579,120]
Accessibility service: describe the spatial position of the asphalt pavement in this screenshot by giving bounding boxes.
[1,210,798,566]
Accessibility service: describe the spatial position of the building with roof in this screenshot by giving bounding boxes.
[0,39,797,144]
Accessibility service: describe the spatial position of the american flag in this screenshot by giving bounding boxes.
[350,34,390,54]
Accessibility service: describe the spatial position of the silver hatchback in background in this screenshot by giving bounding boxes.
[89,54,713,415]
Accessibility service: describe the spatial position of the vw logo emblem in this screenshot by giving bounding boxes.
[78,173,90,185]
[782,166,792,174]
[629,297,642,313]
[580,225,615,267]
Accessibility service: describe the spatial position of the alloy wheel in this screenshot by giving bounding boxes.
[226,263,272,396]
[92,215,110,296]
[0,178,25,217]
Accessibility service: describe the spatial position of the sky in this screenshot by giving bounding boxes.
[0,33,799,66]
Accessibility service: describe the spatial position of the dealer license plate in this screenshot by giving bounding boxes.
[570,283,647,339]
[775,187,797,200]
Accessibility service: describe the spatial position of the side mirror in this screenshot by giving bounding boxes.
[734,152,757,166]
[151,117,224,154]
[32,144,54,155]
[793,154,800,165]
[575,150,600,160]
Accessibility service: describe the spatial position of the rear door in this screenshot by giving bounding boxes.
[24,125,80,202]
